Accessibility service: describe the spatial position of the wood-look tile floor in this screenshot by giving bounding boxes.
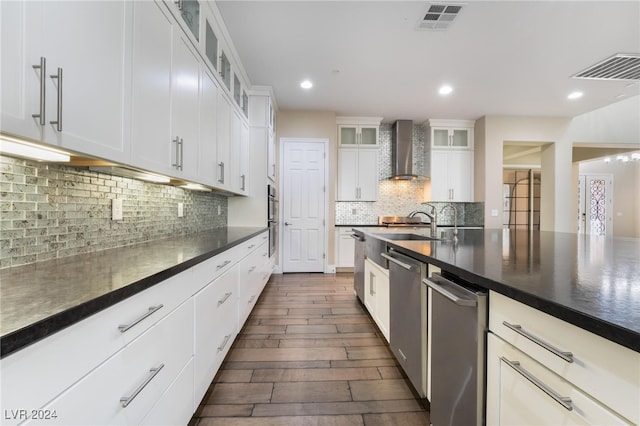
[189,273,430,426]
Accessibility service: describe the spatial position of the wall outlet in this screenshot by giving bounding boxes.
[112,199,123,221]
[217,205,222,215]
[178,202,184,218]
[352,208,357,215]
[491,209,499,217]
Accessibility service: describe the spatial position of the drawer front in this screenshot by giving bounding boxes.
[141,358,194,426]
[237,232,268,260]
[489,291,640,423]
[32,299,194,425]
[192,244,242,291]
[0,269,194,419]
[194,265,238,404]
[487,333,631,426]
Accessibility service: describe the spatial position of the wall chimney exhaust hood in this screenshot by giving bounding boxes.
[390,120,419,180]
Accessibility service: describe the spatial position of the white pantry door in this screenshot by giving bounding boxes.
[282,139,327,272]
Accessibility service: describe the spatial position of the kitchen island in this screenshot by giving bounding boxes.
[0,226,267,358]
[357,227,640,353]
[355,227,639,425]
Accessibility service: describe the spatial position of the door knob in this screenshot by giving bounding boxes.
[284,222,292,226]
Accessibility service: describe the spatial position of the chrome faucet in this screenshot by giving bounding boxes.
[440,203,459,239]
[408,207,438,237]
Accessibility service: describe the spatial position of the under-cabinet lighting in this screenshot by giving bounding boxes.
[179,183,211,191]
[0,135,70,162]
[89,166,170,183]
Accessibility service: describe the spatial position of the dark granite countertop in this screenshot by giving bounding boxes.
[0,227,266,358]
[355,227,640,353]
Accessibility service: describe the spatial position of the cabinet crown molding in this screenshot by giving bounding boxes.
[336,116,383,125]
[425,119,475,128]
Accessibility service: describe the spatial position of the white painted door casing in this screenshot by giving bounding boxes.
[282,140,327,273]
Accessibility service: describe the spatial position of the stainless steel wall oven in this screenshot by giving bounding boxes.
[267,185,278,257]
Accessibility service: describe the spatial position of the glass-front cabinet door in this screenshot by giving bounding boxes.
[360,126,378,145]
[220,51,231,90]
[451,129,469,147]
[178,0,199,41]
[204,19,218,71]
[433,129,450,147]
[339,126,358,145]
[339,125,378,146]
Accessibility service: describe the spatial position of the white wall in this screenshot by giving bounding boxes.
[476,96,640,232]
[579,157,640,237]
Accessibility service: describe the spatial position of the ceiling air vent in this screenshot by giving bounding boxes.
[572,54,640,81]
[418,3,463,30]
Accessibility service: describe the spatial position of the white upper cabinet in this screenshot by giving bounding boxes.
[131,1,200,180]
[215,91,231,191]
[0,1,131,163]
[198,68,219,187]
[229,110,248,195]
[338,125,379,147]
[130,0,173,175]
[427,119,474,150]
[167,0,200,44]
[427,119,475,202]
[170,30,200,180]
[336,117,381,201]
[337,147,378,201]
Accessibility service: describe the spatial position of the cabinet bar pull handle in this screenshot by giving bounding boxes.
[120,364,164,407]
[32,57,46,125]
[217,334,232,352]
[172,137,180,169]
[49,67,63,131]
[216,260,231,270]
[217,292,233,306]
[118,305,164,333]
[179,138,184,170]
[502,321,573,363]
[218,162,225,184]
[501,357,572,411]
[241,174,246,191]
[248,266,256,273]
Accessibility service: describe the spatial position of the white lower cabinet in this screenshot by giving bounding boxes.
[487,291,639,425]
[194,265,238,406]
[237,241,269,327]
[31,299,194,425]
[0,231,271,426]
[335,228,355,269]
[487,333,631,426]
[364,258,390,341]
[140,358,194,426]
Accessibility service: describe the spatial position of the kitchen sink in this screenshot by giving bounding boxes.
[373,233,437,241]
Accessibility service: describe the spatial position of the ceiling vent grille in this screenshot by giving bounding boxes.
[572,54,640,81]
[417,3,464,30]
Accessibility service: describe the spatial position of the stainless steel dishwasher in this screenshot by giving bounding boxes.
[382,248,428,399]
[423,273,487,426]
[351,230,365,303]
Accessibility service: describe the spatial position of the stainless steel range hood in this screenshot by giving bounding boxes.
[390,120,418,179]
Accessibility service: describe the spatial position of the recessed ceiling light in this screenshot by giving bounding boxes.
[439,85,453,95]
[300,80,313,89]
[568,91,583,100]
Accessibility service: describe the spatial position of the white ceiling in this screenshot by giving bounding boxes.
[215,1,640,123]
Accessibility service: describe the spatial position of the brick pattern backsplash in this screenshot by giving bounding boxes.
[1,155,227,269]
